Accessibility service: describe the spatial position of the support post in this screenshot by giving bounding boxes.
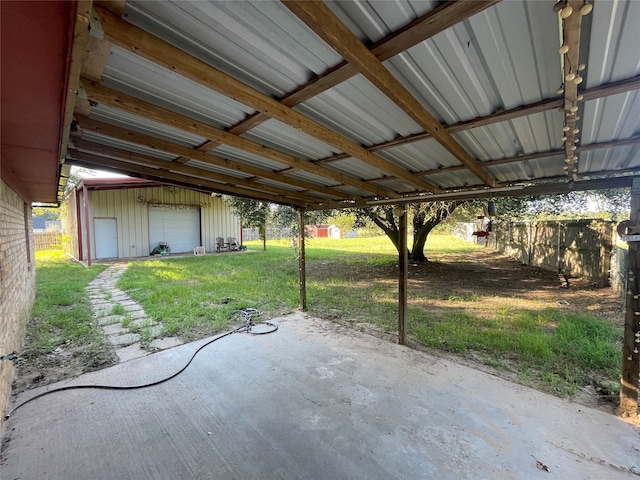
[619,190,640,418]
[82,182,92,267]
[298,208,307,311]
[397,206,408,345]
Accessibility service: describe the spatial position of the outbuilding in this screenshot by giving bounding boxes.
[61,178,240,262]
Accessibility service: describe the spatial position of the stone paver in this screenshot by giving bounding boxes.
[87,262,183,363]
[109,333,141,346]
[128,318,154,328]
[146,325,164,337]
[102,323,128,336]
[97,315,125,326]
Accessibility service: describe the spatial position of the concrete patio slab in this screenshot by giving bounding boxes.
[115,343,149,363]
[2,314,638,480]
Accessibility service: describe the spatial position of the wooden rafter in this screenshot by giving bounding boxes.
[59,1,93,165]
[228,0,501,136]
[70,139,338,206]
[302,75,640,170]
[365,136,640,183]
[81,80,397,199]
[283,1,497,188]
[93,5,441,194]
[74,115,360,203]
[68,150,309,207]
[559,0,587,179]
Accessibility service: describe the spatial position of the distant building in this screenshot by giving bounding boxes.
[316,224,341,239]
[32,216,47,233]
[61,178,240,261]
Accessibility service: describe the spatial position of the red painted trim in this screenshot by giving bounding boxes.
[83,183,92,266]
[75,188,84,261]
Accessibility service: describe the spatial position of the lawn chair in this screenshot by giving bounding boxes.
[227,237,239,251]
[216,237,228,252]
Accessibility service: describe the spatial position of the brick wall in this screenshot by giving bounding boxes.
[0,180,36,419]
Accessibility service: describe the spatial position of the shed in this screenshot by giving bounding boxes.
[316,224,341,239]
[61,177,240,261]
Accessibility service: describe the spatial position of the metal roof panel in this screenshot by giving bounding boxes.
[124,0,343,97]
[89,104,207,147]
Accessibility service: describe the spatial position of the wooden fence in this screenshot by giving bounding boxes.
[34,232,62,251]
[462,219,616,286]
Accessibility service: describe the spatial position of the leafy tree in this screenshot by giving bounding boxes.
[222,196,270,250]
[32,207,61,221]
[352,201,464,262]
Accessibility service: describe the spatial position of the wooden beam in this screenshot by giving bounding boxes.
[308,75,640,168]
[70,139,336,206]
[333,175,640,210]
[81,80,396,199]
[59,1,93,170]
[69,159,212,196]
[93,5,440,194]
[69,150,310,207]
[619,188,640,418]
[229,0,501,135]
[559,0,586,180]
[75,116,352,202]
[284,1,497,188]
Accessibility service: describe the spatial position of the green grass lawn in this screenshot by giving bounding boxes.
[26,235,622,398]
[29,250,107,356]
[15,250,114,392]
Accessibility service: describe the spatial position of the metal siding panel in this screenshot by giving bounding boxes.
[285,170,342,188]
[426,170,480,189]
[209,145,289,171]
[241,118,339,160]
[325,157,387,180]
[326,0,437,44]
[298,75,422,145]
[183,160,254,180]
[125,1,342,97]
[466,3,559,111]
[102,46,253,129]
[581,92,640,145]
[581,145,640,174]
[380,138,459,172]
[89,104,207,147]
[78,131,178,161]
[586,0,640,87]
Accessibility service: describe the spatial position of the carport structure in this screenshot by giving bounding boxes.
[2,0,640,424]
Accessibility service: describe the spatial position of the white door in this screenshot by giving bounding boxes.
[149,208,201,254]
[94,218,118,259]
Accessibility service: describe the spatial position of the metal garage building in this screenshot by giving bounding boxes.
[61,177,240,261]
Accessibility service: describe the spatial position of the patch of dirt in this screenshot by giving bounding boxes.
[11,335,117,397]
[307,249,626,412]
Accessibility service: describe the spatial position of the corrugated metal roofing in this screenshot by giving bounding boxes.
[64,0,640,209]
[241,119,340,160]
[77,131,178,161]
[89,104,207,147]
[124,0,343,97]
[102,46,254,128]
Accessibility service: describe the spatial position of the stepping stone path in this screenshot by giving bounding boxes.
[86,262,183,363]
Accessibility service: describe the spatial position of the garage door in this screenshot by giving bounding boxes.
[149,207,201,254]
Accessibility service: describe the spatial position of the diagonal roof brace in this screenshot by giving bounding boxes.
[283,1,498,188]
[92,5,442,195]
